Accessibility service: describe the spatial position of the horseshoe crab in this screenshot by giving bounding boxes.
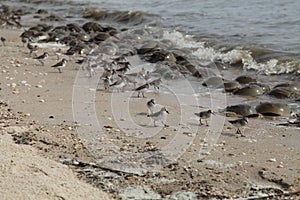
[233,84,265,97]
[248,82,270,93]
[269,82,300,99]
[274,82,300,92]
[235,75,257,84]
[225,104,259,117]
[255,102,292,117]
[137,40,159,54]
[268,87,300,99]
[224,81,241,92]
[202,76,224,88]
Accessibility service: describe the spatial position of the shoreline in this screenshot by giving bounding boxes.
[0,27,299,199]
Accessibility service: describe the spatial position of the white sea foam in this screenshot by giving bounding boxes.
[162,30,204,49]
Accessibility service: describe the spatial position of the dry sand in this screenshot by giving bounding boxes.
[0,28,299,199]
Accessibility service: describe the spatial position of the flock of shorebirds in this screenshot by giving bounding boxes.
[13,35,248,136]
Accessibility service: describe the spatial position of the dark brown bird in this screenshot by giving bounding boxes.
[135,83,150,98]
[229,118,248,136]
[51,58,67,73]
[194,110,215,126]
[33,52,49,65]
[1,36,6,46]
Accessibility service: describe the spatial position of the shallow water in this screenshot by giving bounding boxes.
[4,0,300,75]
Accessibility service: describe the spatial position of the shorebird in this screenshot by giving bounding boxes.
[102,76,110,91]
[21,37,27,47]
[149,78,162,91]
[115,64,130,75]
[135,83,150,98]
[100,69,116,81]
[147,107,169,127]
[144,71,152,82]
[33,52,49,66]
[51,58,67,73]
[229,118,248,136]
[1,36,6,46]
[55,48,63,60]
[27,43,38,55]
[110,78,126,92]
[194,110,215,126]
[146,99,156,114]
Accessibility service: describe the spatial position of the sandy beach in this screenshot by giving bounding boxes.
[0,25,299,200]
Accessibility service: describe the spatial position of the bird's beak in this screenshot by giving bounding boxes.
[166,110,169,114]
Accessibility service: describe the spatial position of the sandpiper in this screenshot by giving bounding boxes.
[33,52,49,66]
[149,78,162,91]
[135,83,150,98]
[147,107,169,127]
[102,76,110,91]
[110,78,126,92]
[195,110,215,126]
[21,37,27,47]
[229,118,248,136]
[1,36,6,46]
[27,43,38,55]
[146,99,156,114]
[144,71,152,82]
[115,64,130,75]
[100,69,116,81]
[55,48,63,60]
[51,58,67,73]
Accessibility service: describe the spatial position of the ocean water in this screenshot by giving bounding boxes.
[4,0,300,75]
[69,0,300,75]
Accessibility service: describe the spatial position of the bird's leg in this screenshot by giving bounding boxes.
[154,120,157,127]
[59,68,62,73]
[142,92,145,98]
[162,120,169,127]
[205,120,209,127]
[199,118,203,126]
[240,127,246,137]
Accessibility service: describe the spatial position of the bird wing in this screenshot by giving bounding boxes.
[51,61,63,68]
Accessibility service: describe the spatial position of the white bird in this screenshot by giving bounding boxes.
[147,107,169,127]
[146,99,156,114]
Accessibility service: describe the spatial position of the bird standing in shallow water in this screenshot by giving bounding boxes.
[195,110,215,126]
[229,118,248,137]
[147,107,169,127]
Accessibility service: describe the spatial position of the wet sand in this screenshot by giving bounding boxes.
[0,28,299,199]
